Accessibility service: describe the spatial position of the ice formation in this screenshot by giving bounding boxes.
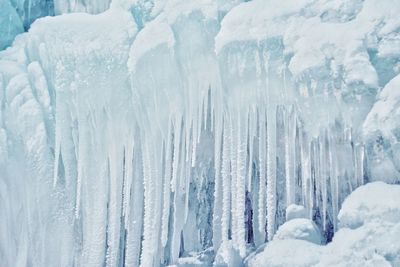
[246,182,400,267]
[1,0,400,266]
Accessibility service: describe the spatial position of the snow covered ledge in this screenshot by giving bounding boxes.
[245,182,400,267]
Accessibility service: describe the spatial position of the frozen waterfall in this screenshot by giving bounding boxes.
[1,0,400,266]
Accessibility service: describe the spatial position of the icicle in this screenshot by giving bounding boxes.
[257,110,267,238]
[171,118,182,192]
[170,122,187,264]
[123,144,133,226]
[312,138,321,214]
[230,115,238,250]
[212,114,223,250]
[359,145,365,186]
[266,105,277,241]
[300,129,313,219]
[53,131,61,187]
[328,130,338,231]
[184,136,191,223]
[140,144,155,267]
[234,114,247,257]
[285,107,296,206]
[247,110,254,192]
[152,145,163,267]
[161,122,173,247]
[320,131,328,231]
[221,117,231,242]
[105,142,124,267]
[124,141,144,267]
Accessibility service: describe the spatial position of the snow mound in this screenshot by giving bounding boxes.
[363,74,400,183]
[246,239,322,267]
[286,204,307,221]
[214,240,243,267]
[364,74,400,141]
[317,220,400,267]
[338,181,400,229]
[274,218,322,244]
[247,182,400,267]
[128,15,175,73]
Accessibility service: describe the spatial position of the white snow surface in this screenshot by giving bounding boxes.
[246,239,322,267]
[285,204,307,221]
[1,0,400,266]
[247,182,400,267]
[338,181,400,229]
[363,74,400,183]
[364,73,400,138]
[273,218,322,244]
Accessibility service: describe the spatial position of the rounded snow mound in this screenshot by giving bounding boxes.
[246,239,322,267]
[247,182,400,267]
[214,240,243,267]
[274,218,322,244]
[286,204,307,221]
[338,181,400,229]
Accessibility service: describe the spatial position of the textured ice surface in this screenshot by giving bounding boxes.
[338,181,400,229]
[363,74,400,183]
[0,0,24,49]
[246,239,322,267]
[285,204,307,221]
[247,182,400,267]
[274,218,322,244]
[1,0,400,266]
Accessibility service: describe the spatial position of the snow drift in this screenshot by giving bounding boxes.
[246,182,400,267]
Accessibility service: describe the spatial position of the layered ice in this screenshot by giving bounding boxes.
[1,0,400,266]
[0,0,24,49]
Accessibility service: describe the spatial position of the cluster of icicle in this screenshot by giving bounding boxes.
[0,5,369,267]
[116,93,366,266]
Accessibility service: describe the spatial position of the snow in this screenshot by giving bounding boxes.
[216,0,399,86]
[214,240,243,267]
[286,204,307,221]
[274,218,322,244]
[128,15,175,73]
[54,0,110,14]
[247,182,400,267]
[215,0,311,53]
[1,0,400,266]
[364,74,400,138]
[246,239,322,267]
[338,181,400,229]
[363,74,400,183]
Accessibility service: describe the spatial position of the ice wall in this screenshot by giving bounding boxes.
[0,0,24,49]
[0,0,400,266]
[0,0,111,50]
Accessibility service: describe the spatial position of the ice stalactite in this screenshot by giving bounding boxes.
[221,117,232,244]
[256,110,267,246]
[3,0,400,266]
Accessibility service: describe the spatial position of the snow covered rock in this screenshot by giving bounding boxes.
[167,249,214,267]
[285,204,307,221]
[274,218,322,244]
[317,220,400,267]
[214,240,243,267]
[364,74,400,183]
[246,239,322,267]
[247,182,400,267]
[338,181,400,229]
